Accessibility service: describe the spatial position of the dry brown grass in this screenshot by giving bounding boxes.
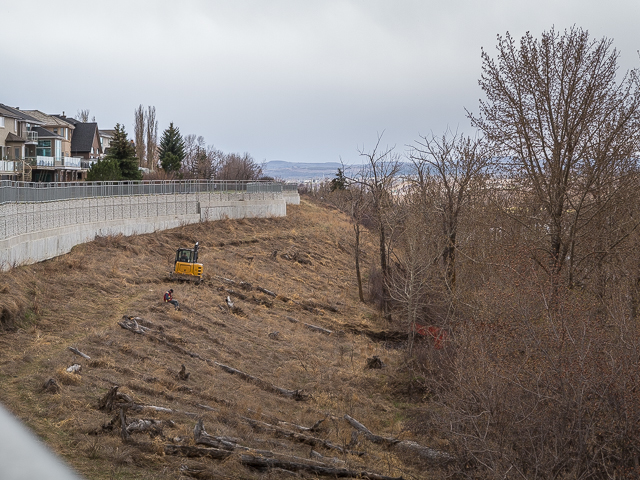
[0,198,445,479]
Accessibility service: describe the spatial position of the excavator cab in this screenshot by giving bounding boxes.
[170,242,203,283]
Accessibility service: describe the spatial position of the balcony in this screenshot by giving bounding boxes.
[25,131,38,143]
[27,156,83,169]
[81,159,97,169]
[0,160,18,173]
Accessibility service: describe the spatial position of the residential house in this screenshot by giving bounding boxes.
[20,110,88,182]
[99,129,115,156]
[0,104,42,181]
[55,116,102,162]
[22,110,75,158]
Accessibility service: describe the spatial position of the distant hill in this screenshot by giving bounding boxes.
[263,160,413,181]
[263,161,344,181]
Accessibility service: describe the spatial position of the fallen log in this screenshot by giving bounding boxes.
[164,444,233,460]
[225,289,247,301]
[118,316,211,363]
[248,409,327,433]
[214,362,309,401]
[195,420,361,474]
[286,316,333,335]
[257,286,277,297]
[344,415,454,464]
[98,386,197,417]
[132,404,198,417]
[194,420,237,451]
[240,454,404,480]
[240,417,361,456]
[215,276,236,285]
[310,449,346,465]
[68,346,91,359]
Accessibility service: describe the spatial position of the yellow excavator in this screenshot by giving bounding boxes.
[170,242,203,283]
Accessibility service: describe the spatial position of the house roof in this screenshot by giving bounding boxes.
[34,127,63,139]
[23,110,75,129]
[70,122,100,153]
[54,115,78,126]
[0,104,43,125]
[99,129,115,138]
[5,133,25,143]
[0,106,21,120]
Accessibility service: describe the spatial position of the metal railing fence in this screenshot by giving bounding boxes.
[0,180,283,204]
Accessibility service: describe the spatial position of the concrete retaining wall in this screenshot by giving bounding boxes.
[283,191,300,205]
[0,192,288,270]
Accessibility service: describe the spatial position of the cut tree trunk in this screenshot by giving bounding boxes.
[344,415,454,464]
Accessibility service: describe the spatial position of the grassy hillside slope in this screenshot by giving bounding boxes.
[0,198,444,479]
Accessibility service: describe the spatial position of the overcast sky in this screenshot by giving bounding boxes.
[2,0,639,164]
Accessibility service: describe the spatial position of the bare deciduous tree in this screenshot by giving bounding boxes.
[217,153,263,180]
[75,109,90,122]
[182,134,224,179]
[182,134,205,177]
[410,130,492,293]
[471,26,640,290]
[352,134,401,321]
[327,170,371,303]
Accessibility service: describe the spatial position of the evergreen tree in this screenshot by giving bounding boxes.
[106,123,142,180]
[158,122,185,173]
[86,158,121,181]
[330,168,347,191]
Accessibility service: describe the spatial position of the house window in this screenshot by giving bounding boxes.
[37,139,52,157]
[53,129,58,134]
[0,117,4,128]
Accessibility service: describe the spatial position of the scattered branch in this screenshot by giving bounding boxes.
[214,362,309,401]
[286,316,334,335]
[68,346,91,359]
